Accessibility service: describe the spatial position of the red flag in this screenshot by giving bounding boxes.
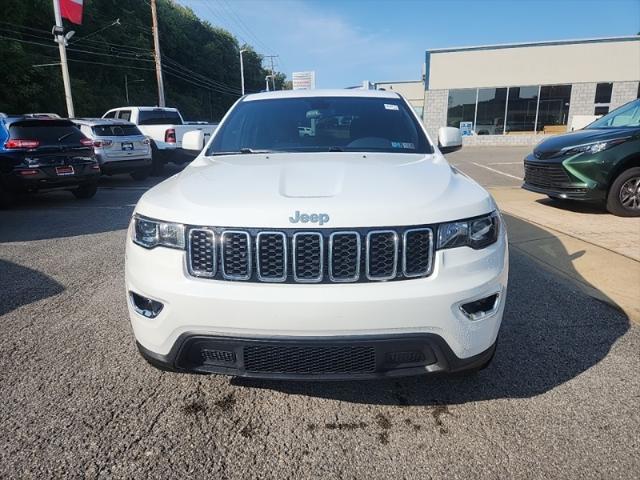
[60,0,84,25]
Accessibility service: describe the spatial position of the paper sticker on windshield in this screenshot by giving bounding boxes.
[384,104,399,111]
[391,141,415,149]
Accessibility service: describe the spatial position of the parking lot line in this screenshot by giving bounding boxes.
[471,162,523,181]
[487,162,522,165]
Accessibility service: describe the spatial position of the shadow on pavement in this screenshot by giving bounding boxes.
[0,259,64,316]
[0,166,184,242]
[536,197,608,215]
[231,213,630,405]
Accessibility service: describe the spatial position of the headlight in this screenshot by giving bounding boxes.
[437,211,500,250]
[563,138,628,156]
[132,214,185,249]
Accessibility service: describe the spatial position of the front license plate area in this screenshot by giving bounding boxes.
[55,165,75,176]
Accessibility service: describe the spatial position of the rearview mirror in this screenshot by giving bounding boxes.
[438,127,463,154]
[182,130,205,152]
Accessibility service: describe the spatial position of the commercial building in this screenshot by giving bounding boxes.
[376,36,640,145]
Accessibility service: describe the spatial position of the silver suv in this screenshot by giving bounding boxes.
[73,118,152,181]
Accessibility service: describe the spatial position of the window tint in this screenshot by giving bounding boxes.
[595,83,613,104]
[447,89,476,129]
[137,110,182,125]
[537,85,571,132]
[92,124,143,136]
[506,86,539,133]
[208,96,432,155]
[9,121,85,144]
[476,88,507,135]
[117,110,132,121]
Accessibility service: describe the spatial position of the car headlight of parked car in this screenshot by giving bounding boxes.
[562,137,629,156]
[437,211,500,250]
[132,214,185,249]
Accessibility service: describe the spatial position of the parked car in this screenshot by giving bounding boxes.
[125,90,508,379]
[523,98,640,217]
[73,118,152,181]
[101,107,216,174]
[0,114,100,207]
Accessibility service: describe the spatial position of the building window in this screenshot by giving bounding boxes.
[447,89,476,129]
[475,88,507,135]
[537,85,571,133]
[594,82,613,115]
[506,86,539,133]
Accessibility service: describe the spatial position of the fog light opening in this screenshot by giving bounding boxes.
[130,291,164,318]
[460,293,500,321]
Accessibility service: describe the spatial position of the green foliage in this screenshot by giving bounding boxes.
[0,0,281,121]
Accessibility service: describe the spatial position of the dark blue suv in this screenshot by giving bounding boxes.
[0,114,101,207]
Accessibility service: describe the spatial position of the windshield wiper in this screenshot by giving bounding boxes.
[328,146,344,152]
[57,132,74,142]
[211,148,281,156]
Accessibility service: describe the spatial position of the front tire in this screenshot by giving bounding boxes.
[72,182,98,199]
[607,167,640,217]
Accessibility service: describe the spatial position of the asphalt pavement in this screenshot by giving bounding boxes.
[1,154,638,479]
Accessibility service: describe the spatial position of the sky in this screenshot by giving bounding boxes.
[180,0,640,88]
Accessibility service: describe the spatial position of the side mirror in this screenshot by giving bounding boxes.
[438,127,463,154]
[182,130,205,151]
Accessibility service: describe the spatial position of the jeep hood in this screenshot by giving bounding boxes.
[136,152,494,228]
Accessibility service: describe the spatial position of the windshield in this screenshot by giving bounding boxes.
[207,96,432,155]
[587,99,640,129]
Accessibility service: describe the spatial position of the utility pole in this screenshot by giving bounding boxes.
[150,0,166,107]
[239,49,247,95]
[52,0,74,117]
[264,55,278,90]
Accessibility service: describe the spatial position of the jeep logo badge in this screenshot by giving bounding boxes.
[289,211,330,226]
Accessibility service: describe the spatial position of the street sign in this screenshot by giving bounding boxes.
[292,71,316,90]
[460,121,473,136]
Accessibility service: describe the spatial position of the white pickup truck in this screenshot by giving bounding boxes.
[102,107,216,173]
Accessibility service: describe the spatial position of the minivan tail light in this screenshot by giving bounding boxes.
[5,139,40,149]
[93,139,113,148]
[80,138,94,146]
[165,128,176,144]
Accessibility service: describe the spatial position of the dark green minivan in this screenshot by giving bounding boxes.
[523,99,640,217]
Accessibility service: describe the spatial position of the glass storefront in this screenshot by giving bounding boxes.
[475,88,507,135]
[446,84,572,135]
[446,89,476,129]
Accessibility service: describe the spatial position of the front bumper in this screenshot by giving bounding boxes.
[136,333,497,379]
[522,155,606,201]
[126,228,508,377]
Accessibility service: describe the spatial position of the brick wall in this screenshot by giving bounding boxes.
[462,134,554,146]
[610,81,639,109]
[567,82,597,126]
[422,89,448,141]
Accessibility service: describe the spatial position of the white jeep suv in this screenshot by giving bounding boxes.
[125,89,508,380]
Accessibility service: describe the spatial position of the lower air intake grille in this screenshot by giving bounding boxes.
[243,345,376,374]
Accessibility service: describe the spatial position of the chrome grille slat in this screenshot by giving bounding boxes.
[329,231,361,282]
[186,226,434,284]
[366,230,399,281]
[403,228,434,278]
[293,232,324,283]
[256,231,287,282]
[221,231,252,280]
[187,228,216,277]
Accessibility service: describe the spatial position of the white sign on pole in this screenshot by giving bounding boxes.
[292,71,316,90]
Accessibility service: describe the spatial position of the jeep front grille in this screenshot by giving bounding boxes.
[187,226,434,284]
